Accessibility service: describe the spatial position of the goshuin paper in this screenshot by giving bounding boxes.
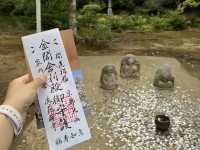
[35,29,90,129]
[22,28,91,150]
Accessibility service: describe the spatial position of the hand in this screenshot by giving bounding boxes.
[3,74,47,117]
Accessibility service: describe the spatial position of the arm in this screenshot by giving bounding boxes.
[0,74,47,150]
[0,113,14,150]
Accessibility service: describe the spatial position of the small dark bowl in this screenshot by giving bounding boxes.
[155,115,170,132]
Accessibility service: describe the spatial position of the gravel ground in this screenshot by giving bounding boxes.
[90,84,200,150]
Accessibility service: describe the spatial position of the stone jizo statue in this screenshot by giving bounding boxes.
[153,64,175,89]
[120,54,140,78]
[100,65,118,90]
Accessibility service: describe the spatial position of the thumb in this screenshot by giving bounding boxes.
[29,75,47,89]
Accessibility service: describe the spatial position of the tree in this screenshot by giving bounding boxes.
[177,0,200,13]
[40,0,69,30]
[69,0,77,36]
[0,0,15,15]
[110,0,136,12]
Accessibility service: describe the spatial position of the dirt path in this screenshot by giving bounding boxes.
[79,28,200,58]
[112,29,200,59]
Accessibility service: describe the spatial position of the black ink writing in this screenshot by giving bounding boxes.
[39,39,50,50]
[42,50,53,62]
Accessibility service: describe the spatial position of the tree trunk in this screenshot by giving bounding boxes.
[69,0,77,37]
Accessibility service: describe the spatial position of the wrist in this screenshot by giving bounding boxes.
[3,100,25,115]
[0,105,23,136]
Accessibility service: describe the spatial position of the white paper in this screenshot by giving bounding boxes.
[22,28,91,150]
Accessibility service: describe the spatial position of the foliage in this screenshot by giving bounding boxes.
[104,15,150,31]
[177,0,200,14]
[85,21,113,48]
[78,4,112,48]
[78,4,101,27]
[96,13,190,32]
[41,0,69,29]
[0,0,69,30]
[11,0,35,16]
[81,3,101,14]
[111,0,136,13]
[144,0,162,13]
[190,17,200,27]
[165,11,189,30]
[0,0,15,15]
[0,0,200,39]
[0,16,35,32]
[150,16,169,30]
[108,15,129,30]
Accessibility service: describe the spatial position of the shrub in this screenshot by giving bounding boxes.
[81,3,101,14]
[108,15,128,30]
[129,15,149,27]
[78,4,101,27]
[165,11,188,30]
[78,4,113,48]
[0,16,35,32]
[144,0,161,13]
[85,22,113,48]
[108,15,152,31]
[97,16,110,26]
[124,15,154,31]
[0,0,15,15]
[107,12,190,31]
[190,18,200,27]
[42,14,63,30]
[150,16,169,30]
[77,13,96,28]
[11,0,36,16]
[111,0,136,13]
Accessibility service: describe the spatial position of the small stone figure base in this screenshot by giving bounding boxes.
[154,80,174,89]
